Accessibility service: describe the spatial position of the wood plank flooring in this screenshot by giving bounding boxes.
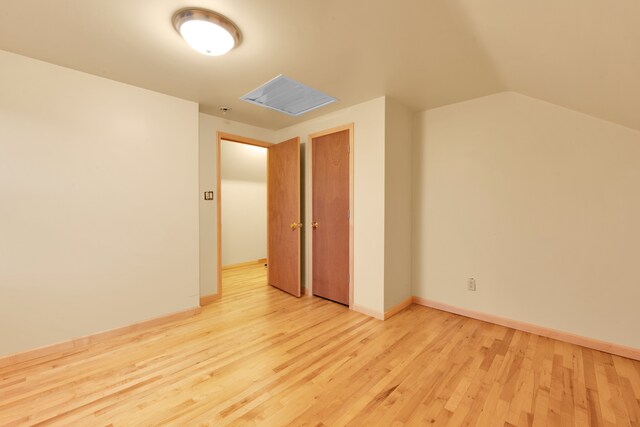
[1,264,639,426]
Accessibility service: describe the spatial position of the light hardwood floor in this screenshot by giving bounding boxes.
[1,264,639,426]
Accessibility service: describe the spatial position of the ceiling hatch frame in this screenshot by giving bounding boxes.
[240,75,337,116]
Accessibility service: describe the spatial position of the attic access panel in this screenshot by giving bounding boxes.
[240,75,337,116]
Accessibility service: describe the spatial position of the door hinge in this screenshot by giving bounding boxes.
[347,144,350,154]
[348,209,350,219]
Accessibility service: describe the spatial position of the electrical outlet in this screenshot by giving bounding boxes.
[467,278,476,291]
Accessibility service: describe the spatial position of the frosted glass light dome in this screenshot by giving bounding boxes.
[173,8,241,56]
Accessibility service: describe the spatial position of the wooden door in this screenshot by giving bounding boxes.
[312,129,350,305]
[267,137,301,297]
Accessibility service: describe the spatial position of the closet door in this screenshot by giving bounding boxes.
[311,129,350,305]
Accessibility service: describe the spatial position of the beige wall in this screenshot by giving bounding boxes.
[276,97,387,316]
[198,114,274,297]
[384,98,413,310]
[412,92,640,348]
[7,49,630,357]
[221,141,267,266]
[0,51,200,356]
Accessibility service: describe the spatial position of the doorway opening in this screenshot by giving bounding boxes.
[215,132,303,300]
[216,133,271,297]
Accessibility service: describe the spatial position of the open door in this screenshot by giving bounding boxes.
[267,137,301,297]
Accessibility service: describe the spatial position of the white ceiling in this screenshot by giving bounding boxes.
[1,0,638,130]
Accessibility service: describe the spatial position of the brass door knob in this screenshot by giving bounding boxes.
[290,222,303,230]
[311,221,319,229]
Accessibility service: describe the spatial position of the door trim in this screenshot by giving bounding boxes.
[307,124,354,308]
[216,132,272,299]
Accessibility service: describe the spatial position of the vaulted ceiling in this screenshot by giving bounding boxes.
[1,0,638,130]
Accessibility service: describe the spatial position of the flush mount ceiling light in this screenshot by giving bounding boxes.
[172,8,241,56]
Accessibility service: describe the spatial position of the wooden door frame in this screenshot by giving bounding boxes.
[307,124,355,308]
[216,132,272,298]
